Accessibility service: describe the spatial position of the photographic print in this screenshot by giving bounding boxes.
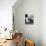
[25,14,34,24]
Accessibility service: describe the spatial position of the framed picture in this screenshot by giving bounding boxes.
[25,14,34,24]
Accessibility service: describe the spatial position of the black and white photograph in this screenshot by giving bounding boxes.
[25,14,34,24]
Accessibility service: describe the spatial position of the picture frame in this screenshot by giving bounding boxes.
[25,14,34,24]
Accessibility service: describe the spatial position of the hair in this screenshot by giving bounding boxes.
[25,14,28,17]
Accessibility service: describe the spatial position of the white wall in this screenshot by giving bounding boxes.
[0,0,16,30]
[13,0,41,46]
[41,0,46,46]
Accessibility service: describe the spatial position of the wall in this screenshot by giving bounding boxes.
[0,0,16,30]
[13,0,41,46]
[41,0,46,46]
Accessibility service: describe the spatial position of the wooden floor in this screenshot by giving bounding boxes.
[0,39,16,46]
